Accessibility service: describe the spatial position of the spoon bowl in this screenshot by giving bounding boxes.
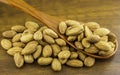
[0,0,118,59]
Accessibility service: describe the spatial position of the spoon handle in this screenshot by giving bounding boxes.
[3,0,60,31]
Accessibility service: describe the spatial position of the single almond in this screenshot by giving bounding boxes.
[51,58,62,71]
[2,30,17,38]
[7,47,22,56]
[11,25,26,32]
[34,30,43,41]
[24,55,34,63]
[12,33,22,42]
[14,52,24,68]
[1,39,12,50]
[66,59,83,67]
[37,57,53,65]
[42,45,52,57]
[59,21,67,34]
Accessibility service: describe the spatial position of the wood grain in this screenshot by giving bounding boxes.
[0,0,120,75]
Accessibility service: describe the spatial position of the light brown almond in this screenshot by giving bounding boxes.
[94,28,110,36]
[65,20,80,26]
[66,59,83,67]
[37,57,53,65]
[12,33,22,42]
[39,40,48,46]
[87,35,100,43]
[85,22,100,31]
[25,21,39,32]
[84,57,95,67]
[33,45,42,59]
[108,32,117,42]
[67,36,77,41]
[58,50,70,59]
[11,25,26,32]
[66,25,84,36]
[100,36,108,42]
[51,44,61,57]
[78,33,84,41]
[95,41,112,51]
[59,21,67,34]
[1,39,12,50]
[78,51,86,61]
[61,46,69,51]
[51,58,62,71]
[34,30,43,41]
[70,52,78,59]
[43,35,55,44]
[43,28,58,38]
[7,47,22,56]
[85,26,93,37]
[75,41,84,50]
[24,55,34,63]
[55,38,66,46]
[42,45,52,57]
[21,41,38,55]
[2,30,17,38]
[13,42,25,48]
[84,45,99,54]
[14,53,24,68]
[20,34,33,43]
[82,38,90,48]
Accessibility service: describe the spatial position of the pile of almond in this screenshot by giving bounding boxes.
[1,20,116,71]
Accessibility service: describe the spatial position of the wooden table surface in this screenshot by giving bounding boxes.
[0,0,120,75]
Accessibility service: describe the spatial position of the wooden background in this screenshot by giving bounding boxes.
[0,0,120,75]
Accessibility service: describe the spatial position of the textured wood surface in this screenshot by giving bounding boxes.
[0,0,120,75]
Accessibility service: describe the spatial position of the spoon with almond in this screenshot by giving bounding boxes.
[0,0,118,59]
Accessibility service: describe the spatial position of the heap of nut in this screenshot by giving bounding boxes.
[1,20,117,71]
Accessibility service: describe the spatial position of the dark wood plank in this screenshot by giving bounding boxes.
[0,0,120,75]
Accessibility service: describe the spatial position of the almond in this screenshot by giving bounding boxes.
[66,25,84,36]
[2,30,16,38]
[1,39,12,50]
[85,22,100,31]
[59,21,67,34]
[43,35,55,44]
[65,20,80,26]
[82,38,90,48]
[94,28,110,36]
[70,52,78,59]
[33,45,42,59]
[21,41,38,55]
[25,21,39,32]
[66,59,83,67]
[34,30,43,41]
[51,58,62,71]
[7,47,22,56]
[14,52,24,68]
[51,44,61,57]
[67,36,77,41]
[95,41,112,51]
[58,50,70,59]
[37,57,53,65]
[12,33,22,42]
[85,26,93,37]
[11,25,26,32]
[75,41,84,50]
[42,45,52,57]
[13,42,25,48]
[43,28,58,38]
[55,38,66,46]
[84,57,95,67]
[24,55,34,63]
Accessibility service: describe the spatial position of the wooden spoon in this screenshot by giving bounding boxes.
[0,0,118,59]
